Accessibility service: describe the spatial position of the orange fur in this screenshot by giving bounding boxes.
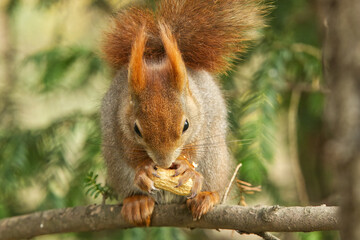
[187,191,220,220]
[122,195,155,226]
[159,22,187,91]
[102,7,157,68]
[136,66,184,168]
[127,35,186,169]
[102,0,267,73]
[128,27,147,94]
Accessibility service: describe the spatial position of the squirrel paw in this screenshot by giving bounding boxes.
[134,160,159,193]
[121,195,155,226]
[173,159,203,198]
[186,191,219,221]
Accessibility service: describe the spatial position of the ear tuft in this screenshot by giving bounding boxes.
[159,22,187,91]
[128,26,148,94]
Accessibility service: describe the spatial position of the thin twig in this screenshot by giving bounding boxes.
[255,232,280,240]
[255,231,281,240]
[221,163,242,203]
[236,230,281,240]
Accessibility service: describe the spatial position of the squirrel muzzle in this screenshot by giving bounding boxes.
[148,149,180,169]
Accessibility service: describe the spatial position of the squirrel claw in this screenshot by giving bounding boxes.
[187,191,220,221]
[149,185,159,194]
[172,158,203,196]
[187,192,197,199]
[152,172,160,178]
[121,195,155,226]
[134,160,158,193]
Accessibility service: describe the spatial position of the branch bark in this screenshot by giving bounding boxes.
[0,204,339,240]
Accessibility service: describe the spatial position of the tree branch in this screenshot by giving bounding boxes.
[0,204,339,240]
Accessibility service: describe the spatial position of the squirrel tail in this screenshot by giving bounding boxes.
[102,0,268,73]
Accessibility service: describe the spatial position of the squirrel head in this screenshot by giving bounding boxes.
[125,24,200,168]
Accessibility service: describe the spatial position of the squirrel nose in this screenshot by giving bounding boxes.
[146,148,180,169]
[155,157,174,169]
[149,152,175,169]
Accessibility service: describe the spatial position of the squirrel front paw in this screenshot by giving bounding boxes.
[121,195,155,226]
[134,160,159,193]
[186,191,219,220]
[172,158,203,199]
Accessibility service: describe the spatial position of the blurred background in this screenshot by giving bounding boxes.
[0,0,339,239]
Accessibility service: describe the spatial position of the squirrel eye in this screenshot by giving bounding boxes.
[182,119,189,133]
[134,123,142,137]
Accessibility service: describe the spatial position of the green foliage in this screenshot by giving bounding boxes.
[24,47,104,92]
[85,171,115,200]
[225,36,322,190]
[0,113,102,214]
[35,0,61,9]
[5,0,21,15]
[299,232,322,240]
[89,0,113,12]
[6,0,113,12]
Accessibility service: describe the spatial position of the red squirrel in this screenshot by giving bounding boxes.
[101,0,266,226]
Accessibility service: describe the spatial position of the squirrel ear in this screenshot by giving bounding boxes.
[159,22,187,91]
[128,27,147,94]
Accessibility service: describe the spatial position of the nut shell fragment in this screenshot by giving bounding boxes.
[150,167,193,196]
